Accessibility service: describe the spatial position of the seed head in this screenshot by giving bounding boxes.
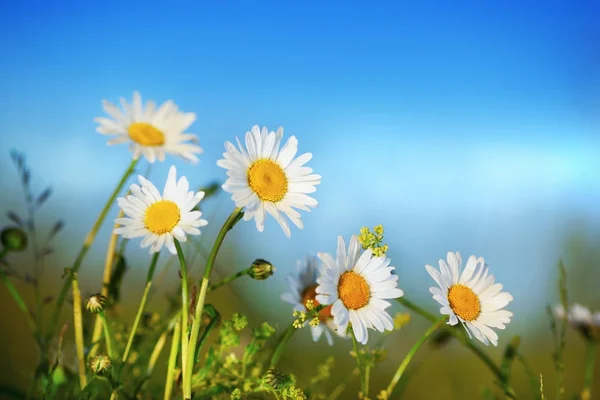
[1,227,28,252]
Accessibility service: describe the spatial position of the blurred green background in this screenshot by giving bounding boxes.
[1,0,600,398]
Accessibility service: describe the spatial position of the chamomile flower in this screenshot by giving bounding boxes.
[315,235,404,345]
[280,257,344,345]
[95,91,202,163]
[554,303,600,340]
[426,252,513,346]
[114,166,207,254]
[217,125,321,237]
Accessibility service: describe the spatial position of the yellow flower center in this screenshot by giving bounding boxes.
[247,159,288,202]
[448,284,481,321]
[338,271,370,310]
[301,284,333,321]
[128,122,165,146]
[144,201,180,234]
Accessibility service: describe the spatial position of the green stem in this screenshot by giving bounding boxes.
[0,263,36,334]
[326,368,358,400]
[208,268,249,292]
[194,305,220,363]
[133,319,172,397]
[89,212,124,360]
[48,159,138,339]
[164,314,181,400]
[99,312,117,361]
[396,297,507,385]
[517,353,541,400]
[364,364,371,398]
[174,239,190,399]
[121,252,160,366]
[582,340,597,400]
[269,323,296,369]
[350,328,366,397]
[183,208,243,398]
[396,297,437,321]
[71,273,88,390]
[386,316,447,397]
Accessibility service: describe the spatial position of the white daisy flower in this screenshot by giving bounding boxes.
[114,165,208,254]
[216,125,321,237]
[554,303,600,340]
[425,252,513,347]
[315,235,404,345]
[95,91,202,163]
[280,257,346,345]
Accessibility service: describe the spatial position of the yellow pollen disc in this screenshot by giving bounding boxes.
[247,159,288,202]
[301,284,333,321]
[448,284,481,321]
[144,201,181,235]
[338,271,370,310]
[128,122,165,146]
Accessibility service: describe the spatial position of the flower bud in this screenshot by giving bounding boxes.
[89,355,112,376]
[263,368,291,389]
[249,259,274,280]
[86,293,107,314]
[1,227,28,252]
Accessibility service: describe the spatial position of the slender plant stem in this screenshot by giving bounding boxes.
[396,297,437,321]
[71,273,88,390]
[583,340,597,400]
[164,315,181,400]
[99,312,117,361]
[517,353,541,400]
[326,368,359,400]
[350,328,366,397]
[89,211,124,359]
[194,305,220,363]
[395,297,507,385]
[183,208,243,398]
[48,159,138,339]
[208,268,249,292]
[121,252,160,366]
[174,239,190,399]
[24,196,43,338]
[386,316,447,397]
[364,364,371,398]
[133,322,171,397]
[147,326,171,377]
[270,323,296,369]
[0,265,36,333]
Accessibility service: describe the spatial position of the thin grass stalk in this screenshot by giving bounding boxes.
[121,252,160,366]
[183,208,243,398]
[164,315,181,400]
[48,158,138,339]
[71,273,87,390]
[174,239,190,399]
[89,210,123,359]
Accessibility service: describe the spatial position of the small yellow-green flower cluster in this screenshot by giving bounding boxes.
[230,388,242,400]
[358,225,389,257]
[393,312,411,330]
[232,313,248,331]
[292,310,307,328]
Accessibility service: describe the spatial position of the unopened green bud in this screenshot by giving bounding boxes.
[249,259,274,280]
[263,368,291,389]
[89,355,112,376]
[86,293,107,314]
[1,227,28,252]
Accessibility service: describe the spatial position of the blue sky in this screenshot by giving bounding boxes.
[1,0,600,330]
